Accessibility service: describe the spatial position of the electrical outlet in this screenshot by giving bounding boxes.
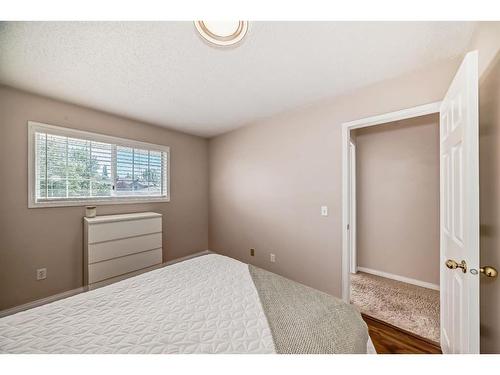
[36,268,47,280]
[250,248,255,256]
[270,253,276,263]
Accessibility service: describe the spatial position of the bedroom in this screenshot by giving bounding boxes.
[1,0,500,373]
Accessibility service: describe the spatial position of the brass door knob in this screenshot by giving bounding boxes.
[480,266,498,278]
[445,259,467,273]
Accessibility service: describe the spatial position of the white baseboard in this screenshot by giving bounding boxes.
[357,267,440,291]
[0,250,215,318]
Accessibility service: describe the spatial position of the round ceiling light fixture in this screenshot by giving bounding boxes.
[194,21,248,47]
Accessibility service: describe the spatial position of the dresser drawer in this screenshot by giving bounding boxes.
[87,217,161,244]
[88,248,162,284]
[88,232,162,264]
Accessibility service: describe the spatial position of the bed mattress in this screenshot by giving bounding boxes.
[0,254,373,354]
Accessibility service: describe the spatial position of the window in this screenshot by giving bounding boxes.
[28,122,170,207]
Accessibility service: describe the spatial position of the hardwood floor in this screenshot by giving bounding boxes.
[363,314,442,354]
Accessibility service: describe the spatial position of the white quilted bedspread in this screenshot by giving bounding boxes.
[0,254,276,353]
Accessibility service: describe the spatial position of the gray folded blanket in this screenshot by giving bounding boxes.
[249,264,368,354]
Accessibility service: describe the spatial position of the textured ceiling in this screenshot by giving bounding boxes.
[0,21,476,137]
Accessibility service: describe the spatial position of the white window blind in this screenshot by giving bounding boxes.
[29,122,170,207]
[115,146,165,196]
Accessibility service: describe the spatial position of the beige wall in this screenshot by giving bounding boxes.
[353,114,440,285]
[208,56,461,297]
[476,26,500,353]
[0,85,209,310]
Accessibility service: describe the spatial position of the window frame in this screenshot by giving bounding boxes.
[28,121,170,208]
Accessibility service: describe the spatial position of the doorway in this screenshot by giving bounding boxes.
[341,103,442,348]
[348,114,440,343]
[342,51,481,354]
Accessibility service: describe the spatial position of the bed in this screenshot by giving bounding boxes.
[0,254,374,354]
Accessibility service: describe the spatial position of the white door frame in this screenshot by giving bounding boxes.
[348,140,357,274]
[341,101,442,302]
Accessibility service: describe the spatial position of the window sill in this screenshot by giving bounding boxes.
[28,196,170,208]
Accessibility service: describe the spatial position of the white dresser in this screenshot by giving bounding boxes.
[84,212,163,287]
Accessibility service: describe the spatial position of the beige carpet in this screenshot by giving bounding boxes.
[350,272,440,343]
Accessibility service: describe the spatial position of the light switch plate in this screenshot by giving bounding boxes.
[321,206,328,216]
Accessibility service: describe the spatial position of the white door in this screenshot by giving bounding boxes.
[440,51,479,354]
[349,140,357,274]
